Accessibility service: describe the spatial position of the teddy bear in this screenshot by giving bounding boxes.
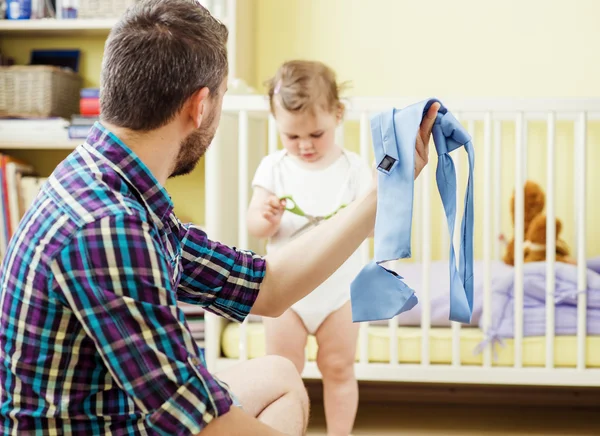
[522,214,573,264]
[502,180,545,265]
[502,180,574,265]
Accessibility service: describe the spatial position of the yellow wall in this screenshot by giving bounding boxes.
[1,0,599,257]
[253,0,600,259]
[254,0,600,98]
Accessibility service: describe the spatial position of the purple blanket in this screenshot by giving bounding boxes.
[371,257,600,338]
[483,260,600,338]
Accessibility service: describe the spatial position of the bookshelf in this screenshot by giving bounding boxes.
[0,140,80,150]
[0,0,245,228]
[0,18,118,36]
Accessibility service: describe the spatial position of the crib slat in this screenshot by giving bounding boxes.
[467,120,475,144]
[493,120,503,261]
[238,110,249,361]
[268,114,278,154]
[545,112,556,369]
[238,111,249,248]
[514,112,526,368]
[359,111,370,161]
[389,317,399,366]
[416,176,423,262]
[451,323,461,366]
[359,111,370,365]
[483,113,493,368]
[522,119,528,181]
[359,322,369,366]
[421,162,431,366]
[576,112,587,370]
[359,113,371,266]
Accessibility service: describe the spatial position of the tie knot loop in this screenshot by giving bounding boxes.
[433,111,472,155]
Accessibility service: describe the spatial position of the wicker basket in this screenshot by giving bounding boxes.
[0,66,82,119]
[78,0,136,19]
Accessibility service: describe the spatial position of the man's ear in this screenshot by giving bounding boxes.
[189,87,211,129]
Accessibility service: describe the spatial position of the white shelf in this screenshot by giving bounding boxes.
[0,18,118,37]
[0,140,81,150]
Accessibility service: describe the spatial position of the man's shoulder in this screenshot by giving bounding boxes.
[45,149,149,227]
[16,152,153,263]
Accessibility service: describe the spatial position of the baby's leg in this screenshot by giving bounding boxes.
[264,308,308,374]
[315,300,359,436]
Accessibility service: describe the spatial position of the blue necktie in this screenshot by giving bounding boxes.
[350,98,475,324]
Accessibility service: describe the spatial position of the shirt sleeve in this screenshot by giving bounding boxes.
[251,154,276,193]
[177,223,266,322]
[50,213,232,435]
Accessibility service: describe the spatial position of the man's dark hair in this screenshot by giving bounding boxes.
[100,0,228,131]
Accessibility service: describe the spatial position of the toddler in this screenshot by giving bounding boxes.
[247,60,372,436]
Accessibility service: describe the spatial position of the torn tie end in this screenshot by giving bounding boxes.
[449,313,473,325]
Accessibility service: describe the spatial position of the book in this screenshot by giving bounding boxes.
[80,88,100,99]
[0,154,38,259]
[80,98,100,116]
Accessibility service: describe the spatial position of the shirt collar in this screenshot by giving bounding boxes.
[84,121,174,224]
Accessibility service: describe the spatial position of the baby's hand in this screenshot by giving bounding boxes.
[262,195,286,225]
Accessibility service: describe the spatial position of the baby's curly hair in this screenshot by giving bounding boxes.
[265,60,349,116]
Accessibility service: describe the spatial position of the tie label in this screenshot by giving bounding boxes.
[378,155,397,173]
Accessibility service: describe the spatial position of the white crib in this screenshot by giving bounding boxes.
[203,95,600,388]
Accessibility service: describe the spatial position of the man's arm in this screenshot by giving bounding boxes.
[176,223,265,321]
[252,185,376,317]
[251,102,440,317]
[51,213,270,434]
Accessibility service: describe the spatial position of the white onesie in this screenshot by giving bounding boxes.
[252,149,372,333]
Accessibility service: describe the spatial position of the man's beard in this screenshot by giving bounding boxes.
[170,109,217,178]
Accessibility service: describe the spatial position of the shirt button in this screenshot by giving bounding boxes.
[191,356,201,366]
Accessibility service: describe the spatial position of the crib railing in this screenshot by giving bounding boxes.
[204,96,600,387]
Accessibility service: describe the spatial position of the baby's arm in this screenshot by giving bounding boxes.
[247,186,285,239]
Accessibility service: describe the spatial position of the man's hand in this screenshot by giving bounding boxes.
[370,101,440,185]
[414,102,440,179]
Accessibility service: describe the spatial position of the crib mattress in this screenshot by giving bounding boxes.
[221,322,600,368]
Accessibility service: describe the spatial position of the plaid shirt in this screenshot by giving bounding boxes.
[0,122,265,435]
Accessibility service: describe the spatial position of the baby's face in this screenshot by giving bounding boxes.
[275,105,339,164]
